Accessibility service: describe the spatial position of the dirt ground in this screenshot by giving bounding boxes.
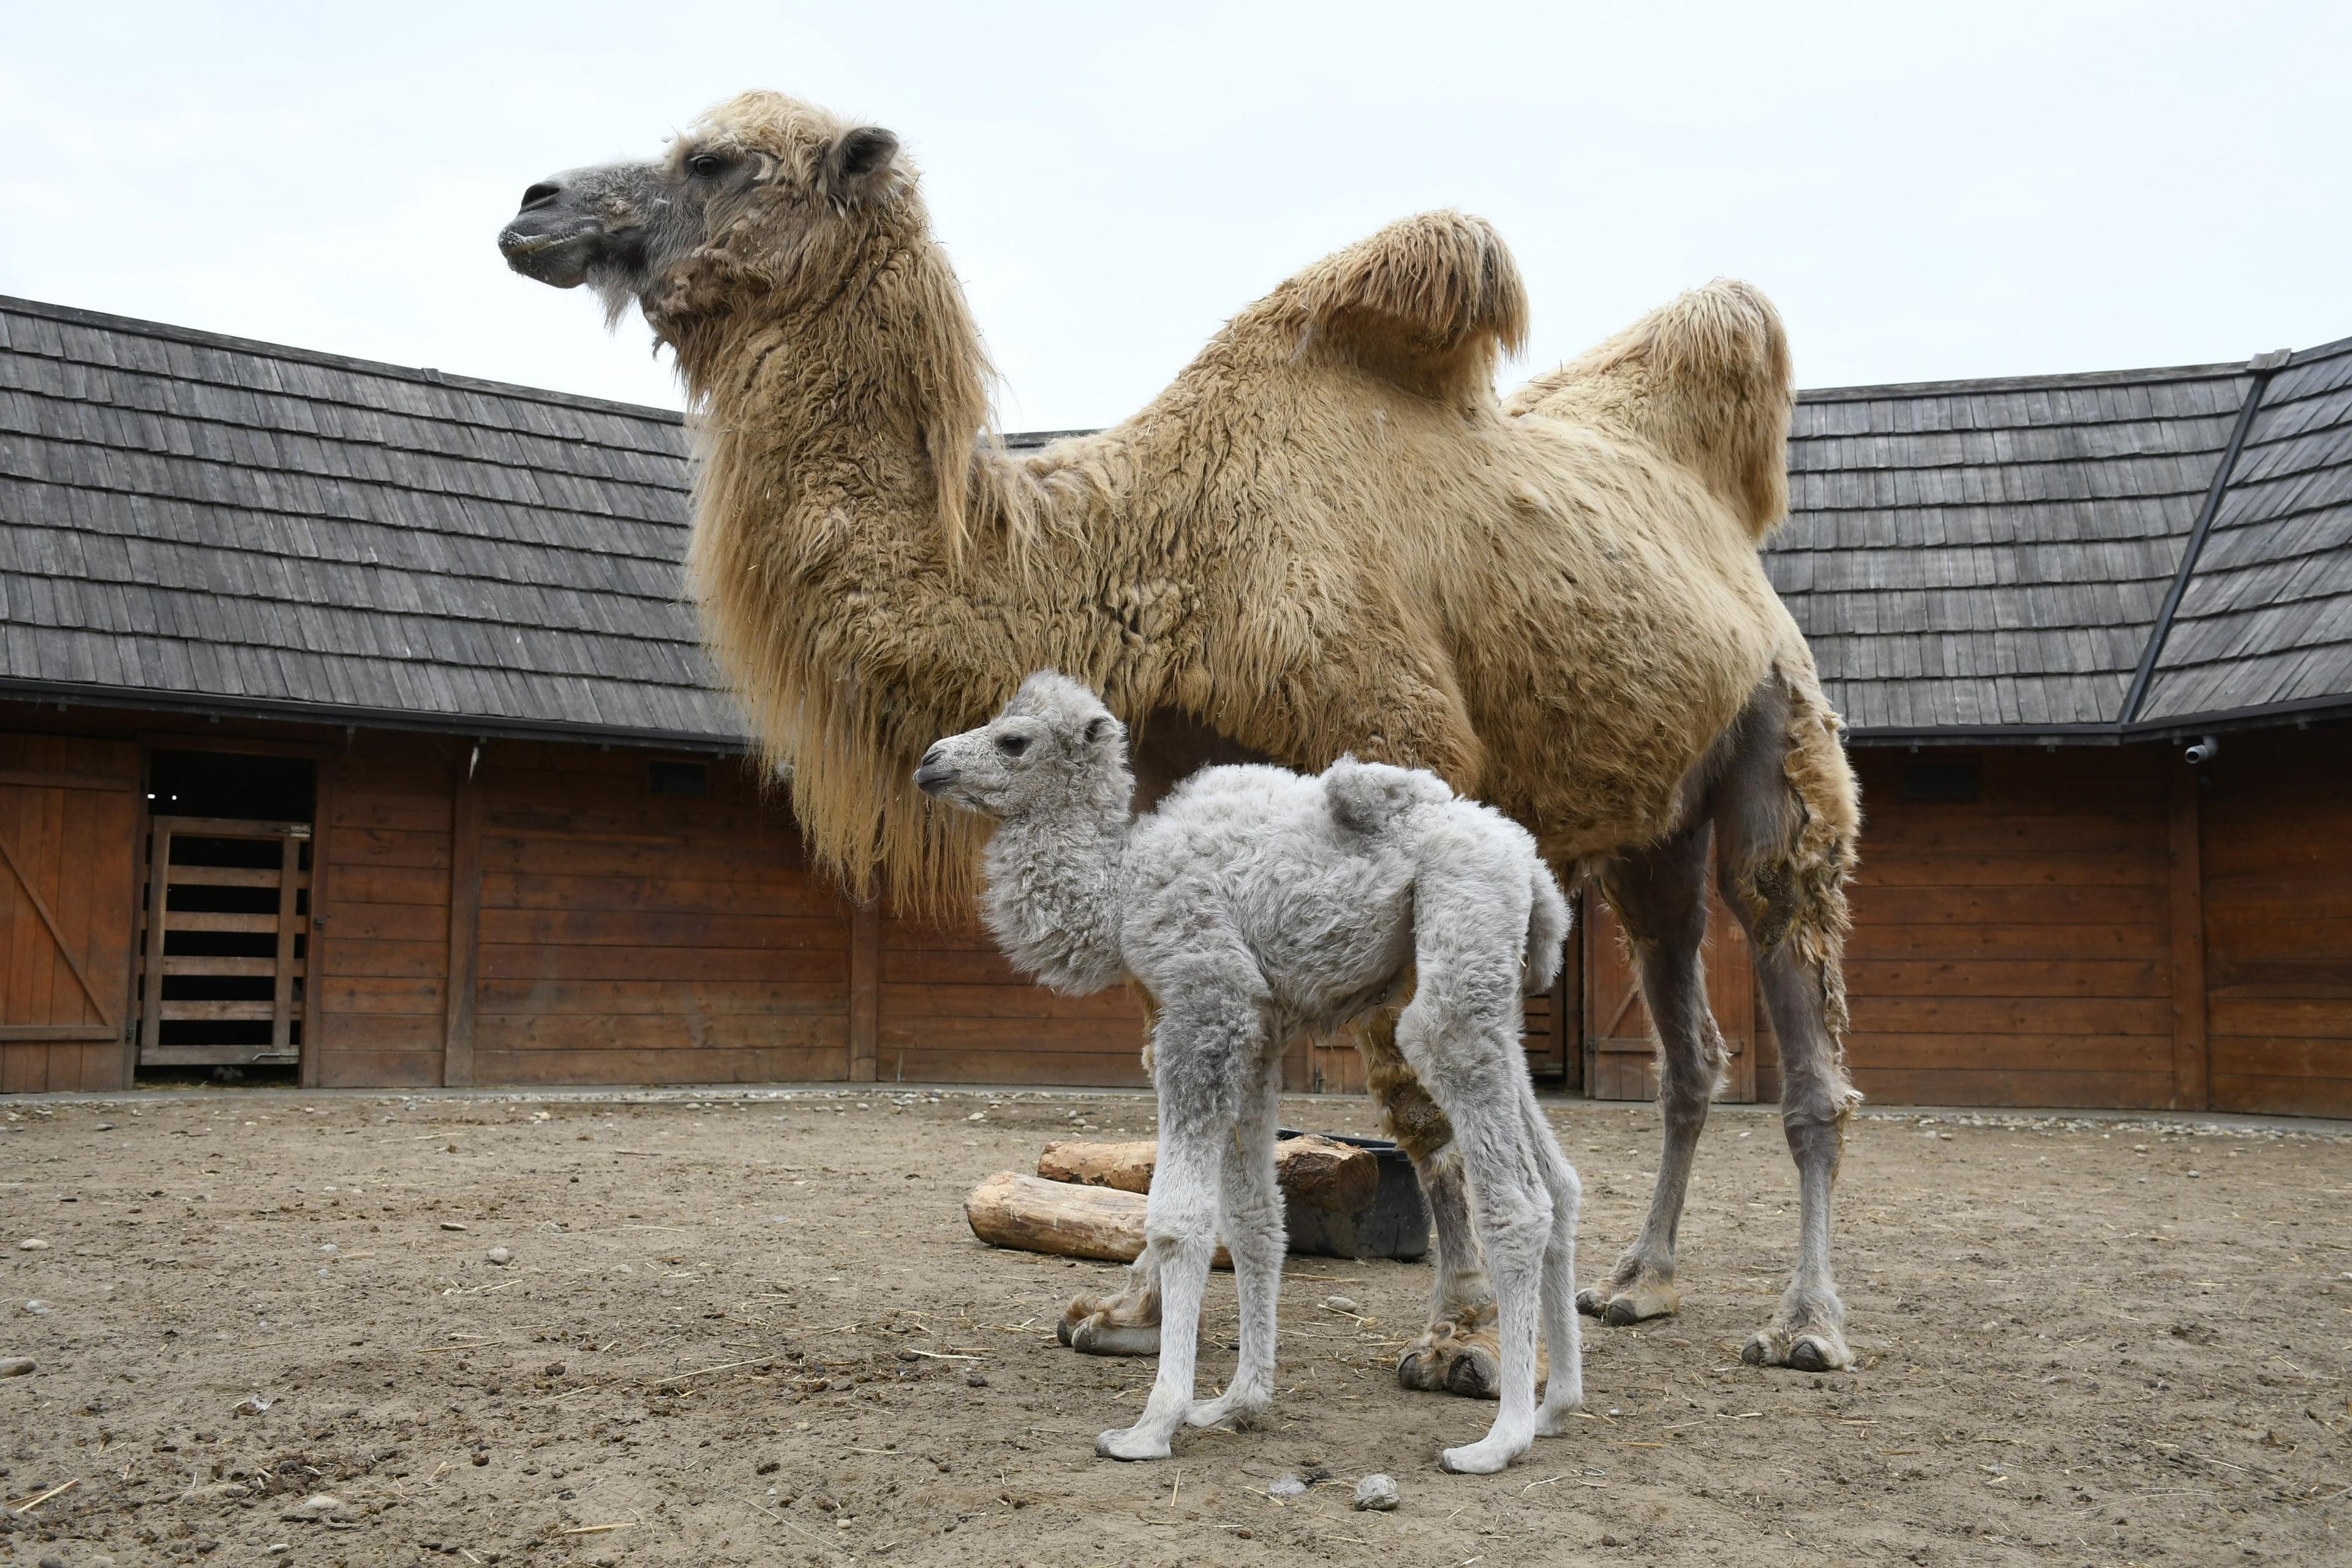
[2,1086,2348,1568]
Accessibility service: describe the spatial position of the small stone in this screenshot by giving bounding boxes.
[233,1396,271,1416]
[965,1112,986,1123]
[1601,1531,1627,1546]
[16,1238,49,1251]
[288,1492,347,1519]
[1353,1472,1400,1511]
[0,1358,34,1377]
[1268,1473,1307,1498]
[440,1221,469,1232]
[543,1362,566,1377]
[486,1247,512,1266]
[40,1556,67,1568]
[21,1300,49,1316]
[1321,1295,1359,1314]
[471,1452,489,1466]
[756,1460,780,1475]
[965,1371,987,1388]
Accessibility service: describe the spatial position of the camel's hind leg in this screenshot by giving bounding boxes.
[1365,1008,1532,1401]
[1390,905,1556,1473]
[1713,679,1861,1373]
[1577,823,1721,1327]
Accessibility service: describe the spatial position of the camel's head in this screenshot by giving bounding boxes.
[497,91,908,336]
[914,673,1131,824]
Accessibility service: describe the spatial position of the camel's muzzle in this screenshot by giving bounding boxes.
[913,752,957,797]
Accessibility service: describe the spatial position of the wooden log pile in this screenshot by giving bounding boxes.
[965,1134,1378,1265]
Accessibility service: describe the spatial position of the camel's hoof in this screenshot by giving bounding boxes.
[1741,1324,1854,1372]
[1577,1279,1681,1327]
[1061,1296,1161,1356]
[1397,1329,1499,1400]
[1066,1316,1161,1357]
[1439,1434,1524,1475]
[1534,1398,1584,1438]
[1396,1316,1547,1400]
[1095,1427,1170,1462]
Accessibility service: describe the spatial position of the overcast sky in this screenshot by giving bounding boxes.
[4,2,2345,431]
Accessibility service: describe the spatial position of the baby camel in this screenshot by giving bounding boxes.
[916,672,1583,1473]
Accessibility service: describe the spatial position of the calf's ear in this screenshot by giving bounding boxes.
[827,126,900,203]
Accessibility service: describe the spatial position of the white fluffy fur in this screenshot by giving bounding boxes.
[917,672,1583,1474]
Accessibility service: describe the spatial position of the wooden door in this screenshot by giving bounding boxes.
[137,816,311,1068]
[0,736,141,1093]
[1581,848,1757,1102]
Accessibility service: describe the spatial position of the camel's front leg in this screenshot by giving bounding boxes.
[1578,832,1713,1328]
[1186,1059,1284,1431]
[1095,1131,1218,1460]
[1097,995,1260,1462]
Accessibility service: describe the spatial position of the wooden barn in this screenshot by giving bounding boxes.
[2,296,2347,1115]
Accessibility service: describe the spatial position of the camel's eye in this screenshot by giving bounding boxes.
[996,733,1030,758]
[687,154,726,179]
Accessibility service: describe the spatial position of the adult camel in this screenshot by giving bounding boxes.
[498,91,1864,1387]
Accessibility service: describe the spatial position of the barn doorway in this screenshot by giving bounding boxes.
[137,749,316,1080]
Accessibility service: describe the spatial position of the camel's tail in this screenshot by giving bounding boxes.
[1506,278,1795,542]
[1523,864,1572,997]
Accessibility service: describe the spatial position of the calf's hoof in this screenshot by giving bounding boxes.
[1095,1426,1171,1462]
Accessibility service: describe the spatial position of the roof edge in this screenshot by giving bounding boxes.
[0,293,689,428]
[0,677,750,755]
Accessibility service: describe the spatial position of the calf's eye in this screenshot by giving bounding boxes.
[687,154,725,179]
[996,734,1030,757]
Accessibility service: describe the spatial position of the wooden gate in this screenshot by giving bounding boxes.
[1582,851,1757,1102]
[0,736,141,1093]
[138,816,311,1068]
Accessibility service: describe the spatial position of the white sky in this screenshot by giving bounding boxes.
[4,2,2345,431]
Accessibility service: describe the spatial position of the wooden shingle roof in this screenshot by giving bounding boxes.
[2136,336,2352,727]
[2,293,2346,746]
[0,294,731,745]
[1772,360,2266,735]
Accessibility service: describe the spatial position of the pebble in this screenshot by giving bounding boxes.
[1322,1295,1359,1314]
[0,1358,34,1377]
[1353,1472,1400,1511]
[21,1300,49,1316]
[1267,1473,1308,1498]
[17,1238,50,1251]
[440,1221,469,1232]
[289,1492,347,1518]
[486,1246,512,1266]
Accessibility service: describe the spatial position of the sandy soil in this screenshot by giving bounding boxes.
[2,1085,2347,1568]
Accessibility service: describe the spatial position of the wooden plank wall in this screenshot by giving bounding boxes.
[1836,745,2178,1109]
[0,734,140,1093]
[2201,724,2352,1117]
[876,913,1148,1087]
[312,736,454,1088]
[466,744,853,1086]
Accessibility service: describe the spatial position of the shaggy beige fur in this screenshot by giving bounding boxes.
[665,94,1852,943]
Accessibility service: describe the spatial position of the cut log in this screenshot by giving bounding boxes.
[963,1172,1231,1268]
[1035,1139,1156,1193]
[1275,1134,1381,1215]
[1034,1133,1378,1215]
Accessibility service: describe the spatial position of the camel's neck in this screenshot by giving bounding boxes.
[977,775,1135,997]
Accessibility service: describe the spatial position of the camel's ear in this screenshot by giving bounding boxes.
[1082,716,1110,746]
[827,126,900,202]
